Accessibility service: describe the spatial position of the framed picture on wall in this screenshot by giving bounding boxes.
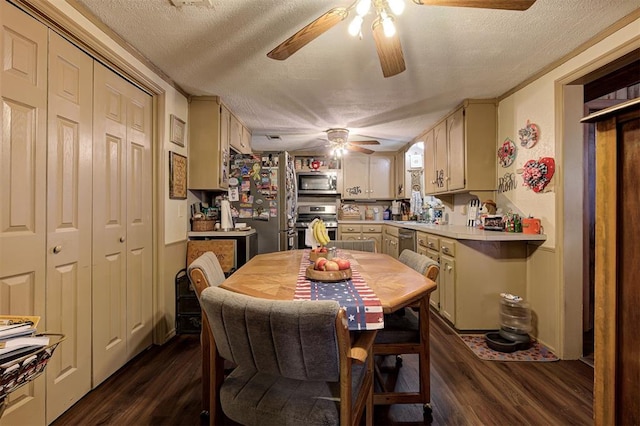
[169,151,187,199]
[170,114,186,147]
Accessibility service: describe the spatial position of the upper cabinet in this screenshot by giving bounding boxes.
[342,154,394,200]
[229,112,252,154]
[189,96,229,190]
[394,148,407,198]
[424,99,497,195]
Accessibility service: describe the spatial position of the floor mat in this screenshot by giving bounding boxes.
[460,335,559,362]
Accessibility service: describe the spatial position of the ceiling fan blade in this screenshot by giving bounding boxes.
[372,20,406,78]
[348,145,375,154]
[411,0,536,11]
[349,140,380,145]
[267,8,348,60]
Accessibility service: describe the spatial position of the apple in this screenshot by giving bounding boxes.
[335,258,350,270]
[324,260,339,271]
[315,258,328,271]
[319,246,328,253]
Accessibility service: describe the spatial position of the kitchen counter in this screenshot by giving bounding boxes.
[338,220,546,242]
[188,228,257,238]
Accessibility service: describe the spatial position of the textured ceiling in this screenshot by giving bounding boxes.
[72,0,639,152]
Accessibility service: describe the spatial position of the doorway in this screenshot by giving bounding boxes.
[581,57,640,363]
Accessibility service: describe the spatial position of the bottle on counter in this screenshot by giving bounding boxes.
[383,207,391,220]
[365,207,374,220]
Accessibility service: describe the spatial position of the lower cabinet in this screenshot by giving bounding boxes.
[417,232,440,310]
[382,225,400,259]
[337,224,382,253]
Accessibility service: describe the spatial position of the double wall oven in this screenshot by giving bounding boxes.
[295,204,338,249]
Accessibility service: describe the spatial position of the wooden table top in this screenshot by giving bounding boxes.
[220,249,437,313]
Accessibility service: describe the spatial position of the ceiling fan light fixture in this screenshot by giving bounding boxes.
[381,12,396,37]
[356,0,372,16]
[387,0,405,15]
[348,15,364,36]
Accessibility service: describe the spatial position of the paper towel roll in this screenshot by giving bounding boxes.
[221,199,233,230]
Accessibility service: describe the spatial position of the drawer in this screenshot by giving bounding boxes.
[362,224,382,233]
[416,232,429,248]
[339,224,362,234]
[426,248,440,264]
[385,226,400,237]
[426,235,440,251]
[440,238,456,257]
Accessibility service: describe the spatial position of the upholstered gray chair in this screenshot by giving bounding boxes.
[373,249,439,414]
[187,251,227,419]
[327,239,377,253]
[199,285,377,426]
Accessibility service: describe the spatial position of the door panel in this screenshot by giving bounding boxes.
[0,2,48,423]
[447,108,465,191]
[45,31,93,423]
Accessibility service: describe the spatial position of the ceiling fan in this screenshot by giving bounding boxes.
[267,0,536,78]
[325,128,380,155]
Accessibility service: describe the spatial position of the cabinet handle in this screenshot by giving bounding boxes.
[446,265,452,272]
[442,247,449,254]
[428,242,434,248]
[53,245,62,254]
[120,236,126,243]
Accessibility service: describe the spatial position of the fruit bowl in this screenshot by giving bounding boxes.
[305,265,352,282]
[308,251,328,262]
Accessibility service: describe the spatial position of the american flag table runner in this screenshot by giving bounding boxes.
[295,251,384,331]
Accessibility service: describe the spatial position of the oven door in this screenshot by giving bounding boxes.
[296,227,337,248]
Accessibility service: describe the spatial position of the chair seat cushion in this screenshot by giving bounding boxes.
[220,363,367,426]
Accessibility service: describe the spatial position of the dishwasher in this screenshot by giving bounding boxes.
[398,228,416,254]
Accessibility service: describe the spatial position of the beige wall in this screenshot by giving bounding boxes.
[496,15,640,357]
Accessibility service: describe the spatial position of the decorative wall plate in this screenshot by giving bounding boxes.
[519,157,555,193]
[518,120,539,149]
[498,138,517,168]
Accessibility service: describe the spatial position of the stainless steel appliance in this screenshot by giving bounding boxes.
[295,204,338,248]
[296,171,338,195]
[398,228,416,253]
[228,152,297,253]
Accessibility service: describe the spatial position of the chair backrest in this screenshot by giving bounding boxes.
[200,286,342,382]
[187,251,227,297]
[398,249,440,281]
[327,239,377,253]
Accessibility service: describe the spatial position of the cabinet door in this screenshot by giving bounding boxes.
[220,105,230,152]
[241,125,252,154]
[447,107,465,191]
[362,233,382,253]
[395,149,406,198]
[369,156,393,199]
[342,156,369,199]
[426,249,441,310]
[229,112,244,153]
[440,255,455,324]
[423,130,437,194]
[433,121,448,192]
[388,235,400,259]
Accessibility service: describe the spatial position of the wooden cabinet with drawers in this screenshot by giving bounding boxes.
[338,224,382,253]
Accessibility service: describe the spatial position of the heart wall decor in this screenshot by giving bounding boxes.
[518,157,555,193]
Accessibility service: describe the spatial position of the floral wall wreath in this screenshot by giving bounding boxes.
[518,157,555,193]
[498,138,517,168]
[518,120,539,149]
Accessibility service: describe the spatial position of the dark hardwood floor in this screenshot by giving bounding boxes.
[53,312,593,425]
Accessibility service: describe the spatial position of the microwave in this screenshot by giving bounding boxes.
[297,171,338,195]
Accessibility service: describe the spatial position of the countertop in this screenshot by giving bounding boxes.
[338,220,547,242]
[188,228,257,238]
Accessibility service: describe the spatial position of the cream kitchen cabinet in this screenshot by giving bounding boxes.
[189,96,230,190]
[338,224,382,252]
[424,99,497,195]
[417,232,440,311]
[438,239,456,324]
[229,112,252,154]
[395,148,407,198]
[342,154,394,200]
[382,225,400,259]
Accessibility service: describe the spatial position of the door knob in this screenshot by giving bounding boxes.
[53,245,62,254]
[119,236,126,243]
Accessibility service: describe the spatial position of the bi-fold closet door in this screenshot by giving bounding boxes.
[0,2,153,423]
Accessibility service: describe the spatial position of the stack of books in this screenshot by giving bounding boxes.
[0,316,49,365]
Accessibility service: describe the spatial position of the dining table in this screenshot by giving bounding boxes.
[199,249,437,423]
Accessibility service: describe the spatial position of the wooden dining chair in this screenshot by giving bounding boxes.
[186,251,227,422]
[373,249,439,415]
[327,239,377,253]
[199,285,377,426]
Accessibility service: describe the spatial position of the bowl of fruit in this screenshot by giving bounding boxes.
[306,257,352,282]
[308,246,329,262]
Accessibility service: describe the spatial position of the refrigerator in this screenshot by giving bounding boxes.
[227,151,297,254]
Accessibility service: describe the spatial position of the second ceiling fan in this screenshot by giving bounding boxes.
[267,0,536,78]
